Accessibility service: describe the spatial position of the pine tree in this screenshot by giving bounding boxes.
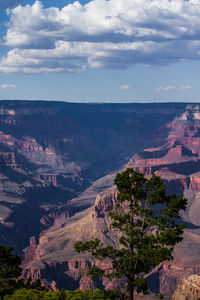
[0,244,22,298]
[75,169,187,300]
[0,244,45,298]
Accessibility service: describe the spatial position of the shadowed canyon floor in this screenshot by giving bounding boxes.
[19,103,200,297]
[0,101,184,253]
[2,101,200,297]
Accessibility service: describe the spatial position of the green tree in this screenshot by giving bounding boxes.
[4,288,120,299]
[75,169,187,300]
[0,244,22,299]
[0,244,44,299]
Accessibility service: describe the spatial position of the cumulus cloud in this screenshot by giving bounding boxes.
[154,85,192,92]
[1,0,200,73]
[0,83,17,90]
[119,84,132,91]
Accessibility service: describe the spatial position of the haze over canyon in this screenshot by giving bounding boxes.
[0,100,200,297]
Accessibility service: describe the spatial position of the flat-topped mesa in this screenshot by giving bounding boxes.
[21,103,200,294]
[128,146,198,178]
[139,105,200,158]
[165,105,200,155]
[0,130,58,167]
[127,106,200,176]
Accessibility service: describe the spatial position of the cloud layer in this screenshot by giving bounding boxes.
[1,0,200,73]
[154,85,192,92]
[0,83,17,90]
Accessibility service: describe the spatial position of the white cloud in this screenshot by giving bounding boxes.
[119,84,132,91]
[0,83,17,90]
[180,85,192,91]
[154,85,177,92]
[154,85,192,92]
[2,0,200,73]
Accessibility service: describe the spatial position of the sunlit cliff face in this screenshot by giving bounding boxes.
[164,105,200,156]
[20,104,200,295]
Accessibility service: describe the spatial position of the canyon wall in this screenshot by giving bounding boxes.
[21,104,200,298]
[2,101,200,297]
[0,101,183,252]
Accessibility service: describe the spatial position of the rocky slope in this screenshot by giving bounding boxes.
[22,174,119,290]
[172,275,200,300]
[0,101,183,253]
[21,104,200,296]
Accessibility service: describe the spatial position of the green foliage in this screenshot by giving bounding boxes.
[4,288,120,299]
[4,289,59,300]
[23,278,45,291]
[0,244,22,299]
[0,244,44,299]
[75,169,187,300]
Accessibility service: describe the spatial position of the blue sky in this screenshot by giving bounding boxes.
[0,0,200,102]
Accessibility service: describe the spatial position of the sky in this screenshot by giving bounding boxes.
[0,0,200,102]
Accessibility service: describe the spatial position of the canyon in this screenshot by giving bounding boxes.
[0,100,181,252]
[1,100,200,297]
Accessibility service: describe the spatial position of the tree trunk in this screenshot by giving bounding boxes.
[128,278,135,300]
[130,288,134,300]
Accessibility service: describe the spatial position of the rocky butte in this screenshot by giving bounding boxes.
[15,103,200,298]
[0,100,185,253]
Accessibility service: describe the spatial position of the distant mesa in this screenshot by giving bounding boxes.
[0,100,184,253]
[1,101,200,296]
[19,103,200,296]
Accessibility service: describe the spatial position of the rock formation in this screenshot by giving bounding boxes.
[173,275,200,300]
[21,104,200,297]
[3,100,200,297]
[0,100,180,252]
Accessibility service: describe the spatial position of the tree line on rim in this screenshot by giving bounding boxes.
[0,169,187,300]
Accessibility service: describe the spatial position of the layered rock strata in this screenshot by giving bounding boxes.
[0,101,180,252]
[22,104,200,296]
[172,275,200,300]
